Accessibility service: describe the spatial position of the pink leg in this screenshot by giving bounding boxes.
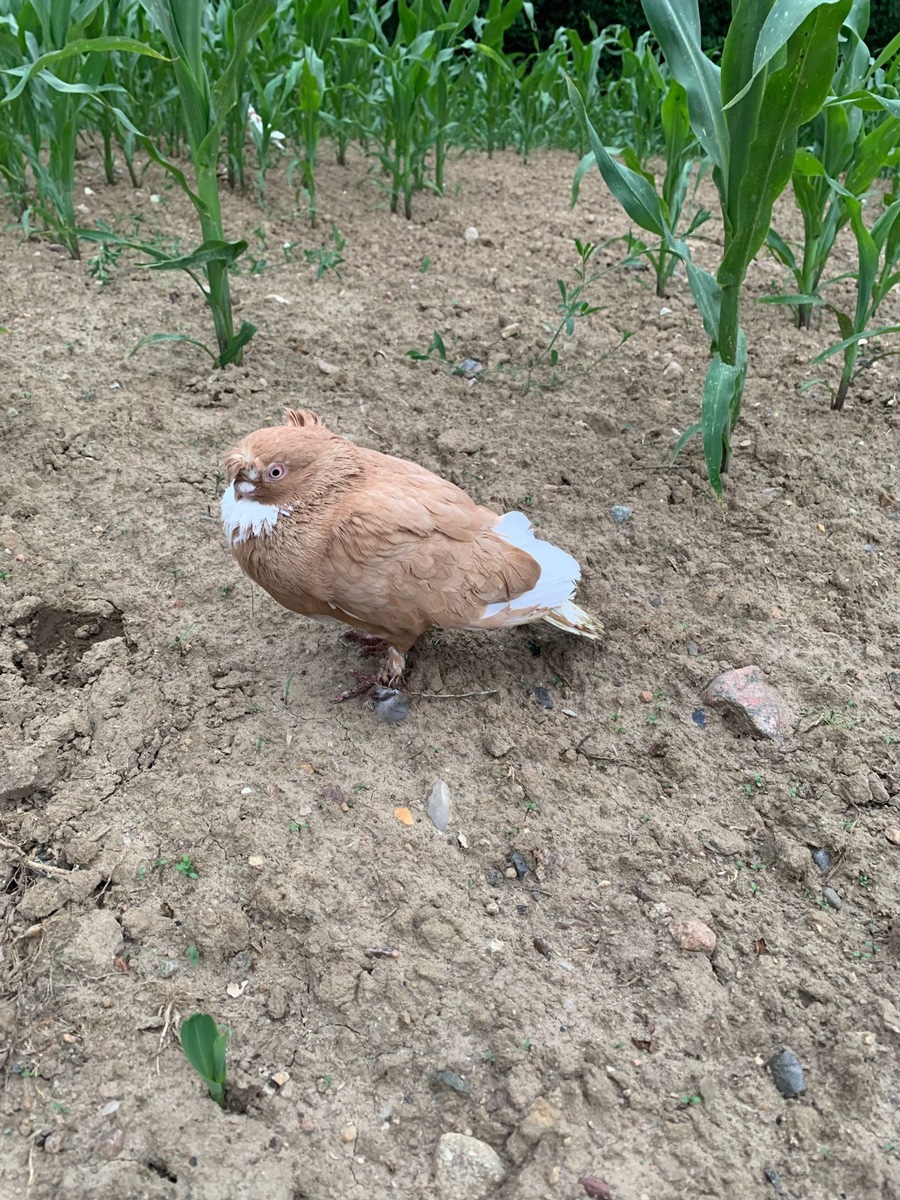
[335,646,407,703]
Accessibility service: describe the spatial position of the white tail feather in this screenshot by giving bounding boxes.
[483,512,604,639]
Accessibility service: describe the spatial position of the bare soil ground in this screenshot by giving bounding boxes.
[1,142,899,1200]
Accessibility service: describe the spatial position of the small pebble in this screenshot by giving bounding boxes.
[43,1131,65,1154]
[579,1176,613,1200]
[691,707,708,728]
[687,641,699,655]
[271,1071,290,1087]
[768,1048,807,1098]
[247,856,265,870]
[463,226,479,242]
[432,1068,470,1094]
[610,504,632,525]
[95,1128,125,1160]
[703,664,792,742]
[639,690,653,703]
[811,849,832,871]
[455,358,485,378]
[530,686,553,710]
[669,918,716,954]
[885,827,900,846]
[156,959,179,979]
[822,886,842,910]
[427,780,451,833]
[340,1123,357,1144]
[508,851,529,879]
[649,595,662,607]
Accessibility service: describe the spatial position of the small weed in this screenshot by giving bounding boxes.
[858,873,870,888]
[169,623,195,654]
[885,1142,900,1158]
[421,256,431,272]
[744,773,765,796]
[187,943,201,967]
[524,800,540,814]
[174,854,199,880]
[153,856,168,869]
[640,813,650,824]
[304,223,345,280]
[851,938,880,960]
[180,1012,229,1108]
[522,1039,534,1052]
[289,820,310,834]
[608,710,625,734]
[406,330,448,362]
[51,1101,70,1115]
[88,234,122,285]
[679,1094,703,1107]
[482,1050,496,1065]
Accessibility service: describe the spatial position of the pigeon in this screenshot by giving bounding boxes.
[221,410,603,708]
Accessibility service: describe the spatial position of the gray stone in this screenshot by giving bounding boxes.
[769,1048,807,1098]
[811,849,832,872]
[427,780,452,833]
[95,1128,125,1159]
[822,886,842,911]
[434,1132,506,1199]
[609,504,632,525]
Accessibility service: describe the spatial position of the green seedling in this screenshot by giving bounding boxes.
[174,854,198,880]
[180,1012,230,1108]
[304,223,346,280]
[406,330,448,362]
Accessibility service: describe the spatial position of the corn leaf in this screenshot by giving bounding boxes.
[131,333,217,359]
[1,37,168,104]
[813,324,900,361]
[718,1,851,288]
[701,354,744,496]
[142,239,249,273]
[639,0,726,170]
[566,79,666,237]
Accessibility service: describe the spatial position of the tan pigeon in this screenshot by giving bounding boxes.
[221,410,602,705]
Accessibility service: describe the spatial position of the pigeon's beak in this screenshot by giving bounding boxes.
[232,464,260,499]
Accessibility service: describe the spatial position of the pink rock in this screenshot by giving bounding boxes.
[702,665,792,742]
[669,919,717,954]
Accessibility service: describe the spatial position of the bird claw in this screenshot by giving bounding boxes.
[335,672,381,702]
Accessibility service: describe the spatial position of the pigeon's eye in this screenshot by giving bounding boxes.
[265,462,287,482]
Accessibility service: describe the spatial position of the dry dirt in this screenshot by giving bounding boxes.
[1,142,899,1200]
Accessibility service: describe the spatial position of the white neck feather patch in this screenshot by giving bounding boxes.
[221,482,290,544]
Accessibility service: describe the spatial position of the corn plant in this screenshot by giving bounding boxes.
[345,5,448,219]
[463,0,524,157]
[180,1012,230,1108]
[765,4,900,327]
[0,0,165,256]
[121,0,275,363]
[812,194,900,408]
[570,0,853,494]
[573,75,706,297]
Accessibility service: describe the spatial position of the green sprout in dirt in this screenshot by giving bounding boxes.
[174,854,199,880]
[304,223,346,280]
[406,330,448,362]
[180,1012,230,1108]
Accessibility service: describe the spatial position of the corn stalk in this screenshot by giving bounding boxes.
[569,0,852,494]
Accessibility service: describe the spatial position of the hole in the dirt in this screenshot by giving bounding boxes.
[13,605,126,683]
[146,1159,177,1183]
